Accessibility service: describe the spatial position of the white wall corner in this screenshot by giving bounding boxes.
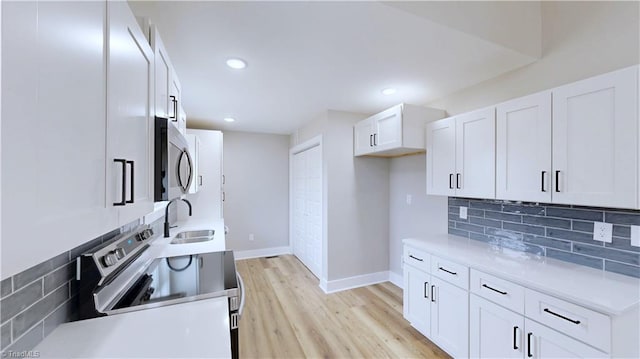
[319,271,393,294]
[388,271,403,289]
[234,246,292,260]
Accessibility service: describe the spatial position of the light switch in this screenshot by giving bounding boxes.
[631,225,640,247]
[459,206,468,220]
[593,222,613,243]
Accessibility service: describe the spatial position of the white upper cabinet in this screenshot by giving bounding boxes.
[552,66,638,209]
[185,129,224,221]
[1,1,116,278]
[354,104,444,157]
[496,91,552,202]
[427,108,496,199]
[107,0,154,225]
[151,25,185,133]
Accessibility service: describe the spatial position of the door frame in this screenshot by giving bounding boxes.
[289,135,326,283]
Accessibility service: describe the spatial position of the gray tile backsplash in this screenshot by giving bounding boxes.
[448,197,640,278]
[0,219,140,353]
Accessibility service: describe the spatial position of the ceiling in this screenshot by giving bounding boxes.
[129,1,541,135]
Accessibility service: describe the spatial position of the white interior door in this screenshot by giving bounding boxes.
[291,144,322,279]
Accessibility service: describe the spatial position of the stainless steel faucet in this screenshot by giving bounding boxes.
[164,198,192,237]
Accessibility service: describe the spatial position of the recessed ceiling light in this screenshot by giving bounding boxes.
[223,117,236,123]
[381,88,397,95]
[226,58,247,69]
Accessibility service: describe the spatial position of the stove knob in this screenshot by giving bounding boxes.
[114,247,126,260]
[103,252,118,267]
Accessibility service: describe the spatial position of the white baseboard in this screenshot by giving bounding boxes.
[319,270,392,294]
[234,246,292,260]
[388,271,403,289]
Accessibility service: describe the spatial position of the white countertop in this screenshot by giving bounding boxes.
[404,235,640,316]
[34,297,231,358]
[150,218,226,257]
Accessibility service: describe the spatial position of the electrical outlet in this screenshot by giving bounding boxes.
[249,234,254,241]
[459,206,468,220]
[593,222,613,243]
[406,194,412,205]
[631,225,640,247]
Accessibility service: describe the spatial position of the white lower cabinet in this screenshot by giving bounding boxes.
[525,319,606,358]
[470,295,524,359]
[403,263,431,337]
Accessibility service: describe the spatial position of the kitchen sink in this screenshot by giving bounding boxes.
[170,229,215,244]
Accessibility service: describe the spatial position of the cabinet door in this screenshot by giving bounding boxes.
[426,117,456,196]
[170,69,183,132]
[185,130,223,220]
[403,264,431,337]
[107,0,154,225]
[525,319,607,358]
[354,119,375,156]
[470,295,524,359]
[552,66,638,208]
[373,105,403,152]
[187,134,200,194]
[496,92,552,202]
[456,108,496,199]
[152,28,171,119]
[430,277,469,358]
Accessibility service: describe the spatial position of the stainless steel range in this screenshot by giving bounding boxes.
[76,225,244,358]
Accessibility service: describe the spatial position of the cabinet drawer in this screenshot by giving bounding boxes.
[431,255,469,290]
[403,246,431,272]
[525,288,611,353]
[470,269,524,313]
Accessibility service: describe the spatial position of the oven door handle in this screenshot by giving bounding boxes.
[236,271,245,318]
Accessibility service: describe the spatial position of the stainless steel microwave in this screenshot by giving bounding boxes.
[154,117,193,201]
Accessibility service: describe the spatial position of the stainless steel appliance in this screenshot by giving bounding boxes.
[77,225,244,358]
[154,117,194,201]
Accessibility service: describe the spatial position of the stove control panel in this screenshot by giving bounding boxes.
[94,226,155,272]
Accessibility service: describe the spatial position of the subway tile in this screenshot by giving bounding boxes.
[572,220,594,233]
[498,238,545,256]
[448,220,455,229]
[469,201,502,211]
[449,206,460,214]
[43,299,73,337]
[12,284,69,339]
[606,237,640,253]
[485,211,522,223]
[449,198,470,207]
[13,253,68,290]
[523,216,571,230]
[4,322,43,353]
[503,222,545,236]
[469,232,491,243]
[448,228,469,238]
[612,225,631,238]
[485,228,523,241]
[523,235,572,251]
[503,204,545,216]
[546,228,596,244]
[468,208,485,217]
[605,211,640,226]
[546,249,604,270]
[43,263,75,295]
[1,281,43,323]
[1,278,12,298]
[101,228,122,244]
[470,216,501,228]
[456,222,485,234]
[604,261,640,278]
[449,213,467,223]
[1,322,10,350]
[573,243,640,266]
[69,236,104,261]
[546,207,603,221]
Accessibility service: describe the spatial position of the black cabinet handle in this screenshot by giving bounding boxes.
[369,134,373,147]
[409,255,423,262]
[456,173,461,189]
[126,160,134,204]
[169,95,177,120]
[113,159,127,206]
[373,133,377,146]
[222,174,226,185]
[430,285,435,302]
[423,282,429,299]
[482,283,507,295]
[555,170,560,192]
[199,175,203,186]
[449,174,454,189]
[438,267,457,276]
[527,332,533,357]
[543,308,581,324]
[513,326,519,350]
[223,192,226,202]
[541,171,547,192]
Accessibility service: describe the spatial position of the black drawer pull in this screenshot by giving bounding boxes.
[423,282,429,299]
[527,332,533,357]
[482,284,507,295]
[513,326,519,350]
[456,173,461,189]
[409,255,423,262]
[438,267,457,276]
[555,170,560,192]
[543,308,581,324]
[541,171,546,192]
[449,173,454,189]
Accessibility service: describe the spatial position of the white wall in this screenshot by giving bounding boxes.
[428,1,640,114]
[388,154,447,277]
[222,131,290,251]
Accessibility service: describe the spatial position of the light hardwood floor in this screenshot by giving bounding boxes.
[236,255,450,359]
